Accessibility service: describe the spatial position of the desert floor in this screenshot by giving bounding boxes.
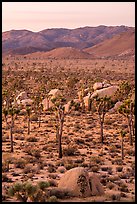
[2,57,135,202]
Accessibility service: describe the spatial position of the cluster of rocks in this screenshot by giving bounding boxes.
[6,80,131,114]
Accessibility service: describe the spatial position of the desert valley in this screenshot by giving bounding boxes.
[2,25,135,202]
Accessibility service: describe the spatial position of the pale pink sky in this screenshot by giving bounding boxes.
[2,2,135,32]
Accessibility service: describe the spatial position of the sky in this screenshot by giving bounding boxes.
[2,2,135,32]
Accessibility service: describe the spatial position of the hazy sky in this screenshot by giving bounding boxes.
[2,2,135,32]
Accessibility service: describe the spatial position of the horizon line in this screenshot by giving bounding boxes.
[2,24,135,33]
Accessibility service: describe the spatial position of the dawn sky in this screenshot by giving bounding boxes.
[2,2,135,32]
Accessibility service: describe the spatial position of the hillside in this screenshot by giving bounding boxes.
[25,47,93,59]
[84,30,135,58]
[2,25,134,56]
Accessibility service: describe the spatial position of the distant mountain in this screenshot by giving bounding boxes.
[2,25,134,56]
[84,29,135,58]
[24,47,93,59]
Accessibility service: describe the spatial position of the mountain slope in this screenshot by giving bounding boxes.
[2,25,134,56]
[25,47,93,59]
[84,30,135,58]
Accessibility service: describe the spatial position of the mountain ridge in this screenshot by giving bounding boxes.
[2,25,134,56]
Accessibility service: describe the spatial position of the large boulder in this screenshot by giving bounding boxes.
[58,167,104,197]
[48,89,62,100]
[91,85,119,100]
[58,167,91,197]
[93,82,103,91]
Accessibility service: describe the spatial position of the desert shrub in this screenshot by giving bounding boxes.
[24,147,41,158]
[105,119,113,125]
[63,145,76,156]
[48,173,58,179]
[14,135,24,140]
[49,187,72,199]
[106,182,115,190]
[74,158,84,164]
[48,195,58,202]
[111,193,121,201]
[119,183,129,192]
[100,178,108,186]
[2,161,9,172]
[30,114,38,121]
[91,165,100,172]
[119,173,129,179]
[2,136,8,142]
[47,165,56,173]
[56,160,65,167]
[65,163,78,170]
[90,156,103,165]
[48,179,57,187]
[116,166,123,172]
[126,149,135,156]
[107,167,113,175]
[14,159,26,169]
[57,166,66,173]
[113,159,123,165]
[23,164,39,174]
[101,166,109,171]
[14,129,24,134]
[108,175,120,182]
[109,145,117,153]
[24,155,37,163]
[2,173,12,182]
[26,136,38,142]
[38,181,50,191]
[74,138,85,144]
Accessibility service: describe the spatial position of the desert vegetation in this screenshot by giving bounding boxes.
[2,56,135,202]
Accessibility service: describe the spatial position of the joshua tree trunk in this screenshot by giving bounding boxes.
[58,119,64,158]
[10,116,14,152]
[99,113,105,144]
[28,116,30,135]
[38,114,41,128]
[100,121,104,144]
[128,117,133,146]
[121,134,124,160]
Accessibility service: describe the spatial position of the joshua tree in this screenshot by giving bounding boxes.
[92,95,114,144]
[32,90,44,128]
[8,181,50,202]
[120,130,126,160]
[8,106,20,152]
[2,108,8,127]
[26,105,31,135]
[118,99,135,146]
[51,96,66,158]
[115,81,131,101]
